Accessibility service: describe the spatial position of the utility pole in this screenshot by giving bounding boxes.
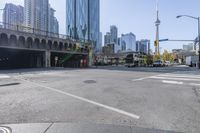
[176,15,200,69]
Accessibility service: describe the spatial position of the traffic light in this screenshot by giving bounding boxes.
[154,40,159,47]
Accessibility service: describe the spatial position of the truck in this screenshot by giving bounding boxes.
[186,56,199,67]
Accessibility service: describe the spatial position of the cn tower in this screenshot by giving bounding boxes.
[155,0,161,55]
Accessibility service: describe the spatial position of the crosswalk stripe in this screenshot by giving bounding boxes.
[162,80,183,85]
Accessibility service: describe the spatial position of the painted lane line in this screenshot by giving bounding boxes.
[150,76,200,81]
[17,77,140,120]
[162,80,183,85]
[159,74,200,79]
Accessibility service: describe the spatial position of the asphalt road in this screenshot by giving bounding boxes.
[0,66,200,132]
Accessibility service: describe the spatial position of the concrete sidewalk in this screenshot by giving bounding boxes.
[1,123,183,133]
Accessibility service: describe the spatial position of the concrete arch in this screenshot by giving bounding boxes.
[73,43,76,50]
[26,37,33,48]
[52,41,58,50]
[18,36,25,47]
[34,38,40,49]
[9,34,17,47]
[41,39,47,49]
[69,43,72,49]
[64,43,68,50]
[59,42,64,51]
[0,33,8,46]
[47,40,52,50]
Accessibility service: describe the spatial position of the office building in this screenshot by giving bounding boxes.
[66,0,100,52]
[25,0,49,32]
[3,3,24,29]
[183,43,195,51]
[110,25,118,53]
[121,33,136,52]
[104,32,111,45]
[137,39,150,54]
[48,7,59,35]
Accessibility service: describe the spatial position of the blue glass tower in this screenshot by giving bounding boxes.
[66,0,100,52]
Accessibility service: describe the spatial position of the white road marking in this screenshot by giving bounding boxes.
[17,77,140,120]
[131,74,167,82]
[159,74,200,79]
[0,75,10,79]
[189,83,200,86]
[162,80,183,85]
[150,76,200,81]
[132,77,148,82]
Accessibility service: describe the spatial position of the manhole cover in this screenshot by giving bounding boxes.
[84,80,97,84]
[0,126,12,133]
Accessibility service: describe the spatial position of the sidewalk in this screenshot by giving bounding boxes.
[1,123,183,133]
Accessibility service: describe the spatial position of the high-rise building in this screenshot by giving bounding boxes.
[48,7,59,35]
[104,32,111,45]
[3,3,24,29]
[24,0,49,33]
[137,39,151,54]
[66,0,100,52]
[110,25,118,53]
[121,33,136,52]
[183,43,194,51]
[118,37,121,51]
[98,32,102,53]
[110,25,118,44]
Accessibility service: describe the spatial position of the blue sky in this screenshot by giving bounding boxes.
[0,0,200,52]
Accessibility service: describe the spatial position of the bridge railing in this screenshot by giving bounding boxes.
[0,22,91,44]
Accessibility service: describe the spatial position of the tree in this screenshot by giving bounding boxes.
[153,54,161,61]
[162,49,174,62]
[144,55,154,66]
[162,49,169,61]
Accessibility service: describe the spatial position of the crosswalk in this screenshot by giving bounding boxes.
[149,73,200,86]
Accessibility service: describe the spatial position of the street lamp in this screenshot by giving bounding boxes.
[176,15,200,68]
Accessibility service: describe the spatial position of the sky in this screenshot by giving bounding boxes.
[0,0,200,52]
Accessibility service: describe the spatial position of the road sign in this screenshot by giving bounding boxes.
[159,39,169,42]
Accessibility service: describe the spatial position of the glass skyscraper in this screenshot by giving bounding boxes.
[24,0,59,35]
[25,0,49,32]
[3,3,24,29]
[66,0,100,52]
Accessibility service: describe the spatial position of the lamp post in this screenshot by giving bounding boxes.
[177,15,200,68]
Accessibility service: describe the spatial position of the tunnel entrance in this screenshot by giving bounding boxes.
[51,52,88,68]
[0,48,45,69]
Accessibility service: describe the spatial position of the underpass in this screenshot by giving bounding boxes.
[0,48,89,69]
[0,48,45,69]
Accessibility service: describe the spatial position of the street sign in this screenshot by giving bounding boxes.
[159,39,169,42]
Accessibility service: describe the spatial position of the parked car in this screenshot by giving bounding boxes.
[164,61,171,66]
[125,63,136,68]
[153,60,165,67]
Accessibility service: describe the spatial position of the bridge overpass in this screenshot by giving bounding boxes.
[0,23,90,69]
